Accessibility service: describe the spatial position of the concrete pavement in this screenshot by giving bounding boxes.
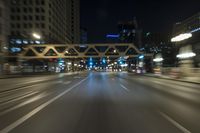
[0,72,200,133]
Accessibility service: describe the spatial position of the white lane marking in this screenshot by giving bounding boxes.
[15,79,46,86]
[120,84,130,92]
[0,77,87,133]
[56,81,71,85]
[0,91,38,106]
[0,92,50,116]
[63,81,71,85]
[152,80,163,84]
[0,84,38,94]
[74,76,82,79]
[158,111,191,133]
[0,81,60,95]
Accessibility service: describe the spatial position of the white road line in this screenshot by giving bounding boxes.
[0,84,38,94]
[0,81,59,95]
[0,77,87,133]
[120,84,130,92]
[158,111,191,133]
[15,79,45,86]
[0,91,38,106]
[63,81,71,85]
[0,92,50,116]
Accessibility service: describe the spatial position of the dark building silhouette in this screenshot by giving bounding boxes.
[118,18,142,48]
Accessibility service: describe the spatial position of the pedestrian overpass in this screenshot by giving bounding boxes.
[16,43,153,59]
[5,43,153,73]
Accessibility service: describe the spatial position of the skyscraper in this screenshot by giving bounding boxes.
[71,0,80,44]
[0,0,9,53]
[0,0,10,74]
[8,0,80,53]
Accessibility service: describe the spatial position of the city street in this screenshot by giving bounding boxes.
[0,72,200,133]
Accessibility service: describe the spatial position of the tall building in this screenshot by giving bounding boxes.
[118,19,142,48]
[71,0,80,44]
[172,12,200,67]
[8,0,80,53]
[0,0,9,52]
[0,0,10,73]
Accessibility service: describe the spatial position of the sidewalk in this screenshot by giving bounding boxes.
[144,73,200,84]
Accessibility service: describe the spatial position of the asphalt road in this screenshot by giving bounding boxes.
[0,72,200,133]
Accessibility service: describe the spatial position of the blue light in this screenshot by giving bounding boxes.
[59,62,63,65]
[10,47,21,53]
[139,55,144,59]
[59,60,65,63]
[102,58,106,64]
[106,34,119,38]
[90,62,93,65]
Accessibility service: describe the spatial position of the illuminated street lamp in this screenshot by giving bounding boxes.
[153,57,164,62]
[171,33,192,42]
[67,62,72,65]
[65,50,69,54]
[176,52,196,59]
[32,33,41,39]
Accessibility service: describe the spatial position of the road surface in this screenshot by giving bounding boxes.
[0,72,200,133]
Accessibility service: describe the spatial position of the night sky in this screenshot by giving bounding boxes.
[80,0,200,43]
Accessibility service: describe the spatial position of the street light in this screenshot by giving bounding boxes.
[153,58,164,62]
[176,52,196,59]
[67,62,72,65]
[171,33,192,42]
[65,50,69,54]
[32,33,41,39]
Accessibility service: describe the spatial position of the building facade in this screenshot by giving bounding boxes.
[8,0,80,53]
[71,0,80,44]
[172,12,200,68]
[0,0,10,74]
